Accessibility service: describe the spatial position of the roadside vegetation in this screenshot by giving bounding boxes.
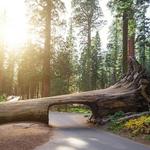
[0,96,6,102]
[107,111,150,144]
[67,106,91,114]
[50,104,91,114]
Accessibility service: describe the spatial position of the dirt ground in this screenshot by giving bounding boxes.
[0,122,51,150]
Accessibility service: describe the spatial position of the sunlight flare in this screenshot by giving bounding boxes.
[0,0,29,50]
[66,137,88,147]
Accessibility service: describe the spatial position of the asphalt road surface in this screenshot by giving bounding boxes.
[34,112,150,150]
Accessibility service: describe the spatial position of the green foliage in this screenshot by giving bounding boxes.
[72,0,104,91]
[109,122,124,133]
[53,105,91,114]
[0,95,6,102]
[17,43,42,99]
[106,17,123,86]
[108,111,125,132]
[108,112,150,138]
[108,0,134,14]
[91,31,103,89]
[145,135,150,141]
[52,22,78,95]
[124,116,150,136]
[69,106,91,114]
[72,0,104,32]
[111,111,125,120]
[79,32,105,91]
[135,0,150,67]
[0,0,150,100]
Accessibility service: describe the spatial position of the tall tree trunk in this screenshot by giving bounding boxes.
[113,16,119,84]
[112,67,116,84]
[87,21,92,90]
[0,12,6,95]
[128,34,135,59]
[6,53,15,95]
[141,11,146,66]
[42,0,51,97]
[0,47,4,95]
[122,11,128,74]
[30,82,35,99]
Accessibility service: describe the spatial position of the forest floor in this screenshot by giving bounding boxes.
[0,122,52,150]
[0,112,149,150]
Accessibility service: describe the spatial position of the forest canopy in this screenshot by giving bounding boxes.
[0,0,150,99]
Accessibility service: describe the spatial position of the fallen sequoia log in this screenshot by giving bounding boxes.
[0,57,150,124]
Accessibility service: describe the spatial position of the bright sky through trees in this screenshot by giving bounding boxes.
[0,0,150,101]
[0,0,113,51]
[63,0,113,50]
[0,0,28,50]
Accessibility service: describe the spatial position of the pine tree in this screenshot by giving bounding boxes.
[91,31,102,90]
[0,11,6,95]
[26,0,65,97]
[52,21,77,95]
[107,17,122,85]
[72,0,104,90]
[136,0,150,66]
[17,43,42,99]
[2,51,16,95]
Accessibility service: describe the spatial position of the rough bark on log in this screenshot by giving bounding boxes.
[0,57,149,124]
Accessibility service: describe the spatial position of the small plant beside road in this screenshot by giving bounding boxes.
[124,116,150,136]
[108,111,125,132]
[107,111,150,144]
[0,95,6,102]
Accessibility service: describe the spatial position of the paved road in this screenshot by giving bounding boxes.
[35,112,150,150]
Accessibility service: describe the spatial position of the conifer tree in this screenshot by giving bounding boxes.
[72,0,104,90]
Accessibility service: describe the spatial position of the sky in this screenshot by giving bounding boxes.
[98,0,113,50]
[62,0,113,50]
[1,0,149,51]
[0,0,28,50]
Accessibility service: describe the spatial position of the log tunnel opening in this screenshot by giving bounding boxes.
[47,103,96,127]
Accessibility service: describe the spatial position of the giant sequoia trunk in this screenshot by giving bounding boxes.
[0,57,149,124]
[122,11,128,74]
[42,0,51,97]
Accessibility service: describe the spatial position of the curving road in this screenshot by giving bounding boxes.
[34,112,150,150]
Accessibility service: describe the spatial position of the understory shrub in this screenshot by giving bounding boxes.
[0,95,6,102]
[108,111,125,132]
[124,116,150,136]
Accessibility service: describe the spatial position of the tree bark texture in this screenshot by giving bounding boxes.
[42,0,51,97]
[122,11,128,74]
[128,34,135,59]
